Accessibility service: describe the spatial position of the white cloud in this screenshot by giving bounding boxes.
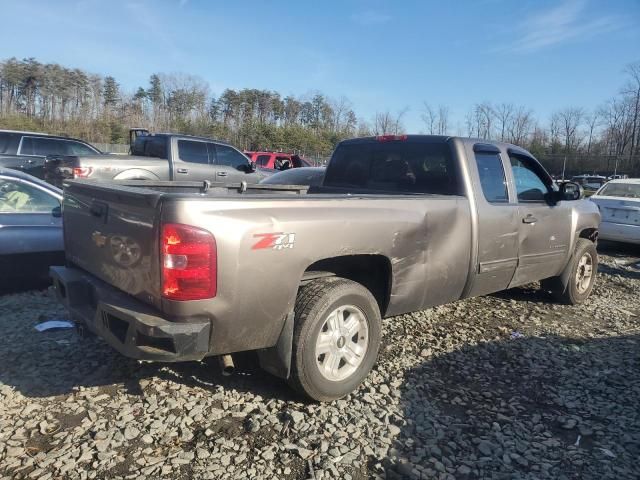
[499,0,625,53]
[351,11,392,26]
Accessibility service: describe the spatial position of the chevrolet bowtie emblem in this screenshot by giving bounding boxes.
[92,231,107,247]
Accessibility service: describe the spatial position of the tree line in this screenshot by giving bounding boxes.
[0,57,638,174]
[397,62,640,175]
[0,57,360,157]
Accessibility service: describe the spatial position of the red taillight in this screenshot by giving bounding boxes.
[73,167,93,178]
[376,134,408,142]
[161,223,217,301]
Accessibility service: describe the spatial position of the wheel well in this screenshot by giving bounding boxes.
[303,255,392,315]
[113,168,159,181]
[579,228,598,242]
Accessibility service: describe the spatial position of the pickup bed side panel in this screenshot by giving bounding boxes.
[159,196,472,354]
[46,155,171,186]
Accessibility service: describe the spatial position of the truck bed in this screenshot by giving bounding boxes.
[60,179,472,355]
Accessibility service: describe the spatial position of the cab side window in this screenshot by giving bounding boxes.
[509,155,551,202]
[64,140,98,156]
[474,152,508,203]
[178,140,209,164]
[215,144,249,169]
[20,137,66,156]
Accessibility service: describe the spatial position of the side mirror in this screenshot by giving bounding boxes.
[560,181,584,201]
[52,205,62,218]
[245,161,256,173]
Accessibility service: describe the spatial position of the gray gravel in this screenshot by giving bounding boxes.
[1,243,639,479]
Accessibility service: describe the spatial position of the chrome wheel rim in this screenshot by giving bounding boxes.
[575,252,593,294]
[315,305,369,382]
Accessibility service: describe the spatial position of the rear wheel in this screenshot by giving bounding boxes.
[541,238,598,305]
[288,277,381,402]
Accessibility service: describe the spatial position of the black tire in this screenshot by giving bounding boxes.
[288,277,382,402]
[541,238,598,305]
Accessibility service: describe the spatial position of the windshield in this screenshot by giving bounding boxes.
[598,182,640,198]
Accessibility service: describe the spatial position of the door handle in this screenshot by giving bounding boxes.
[176,168,188,174]
[218,172,228,177]
[522,214,538,224]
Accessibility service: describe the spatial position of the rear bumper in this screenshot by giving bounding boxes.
[50,266,211,361]
[599,221,640,245]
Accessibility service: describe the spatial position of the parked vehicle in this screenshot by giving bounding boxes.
[44,130,271,187]
[245,151,312,170]
[260,167,325,187]
[0,129,101,179]
[0,168,63,285]
[570,175,608,195]
[590,179,640,244]
[51,135,599,401]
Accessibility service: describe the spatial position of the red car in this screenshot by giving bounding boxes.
[244,151,312,170]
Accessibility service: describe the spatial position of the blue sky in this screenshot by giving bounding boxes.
[0,0,638,131]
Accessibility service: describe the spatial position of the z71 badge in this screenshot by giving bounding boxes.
[252,233,296,250]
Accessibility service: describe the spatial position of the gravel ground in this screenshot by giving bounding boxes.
[1,243,639,480]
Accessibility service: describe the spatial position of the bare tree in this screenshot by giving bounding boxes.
[373,111,393,135]
[330,96,352,132]
[421,102,437,134]
[584,111,600,155]
[474,102,494,139]
[557,107,584,152]
[623,61,640,165]
[554,107,584,179]
[508,106,534,145]
[373,108,407,135]
[464,108,475,137]
[495,103,514,142]
[437,105,449,135]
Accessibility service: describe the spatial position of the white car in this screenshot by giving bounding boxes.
[590,179,640,244]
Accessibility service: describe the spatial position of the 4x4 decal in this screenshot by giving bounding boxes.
[252,233,296,250]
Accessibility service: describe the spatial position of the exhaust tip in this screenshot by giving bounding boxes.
[219,354,235,376]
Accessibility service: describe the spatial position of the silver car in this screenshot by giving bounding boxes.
[0,168,63,285]
[590,179,640,244]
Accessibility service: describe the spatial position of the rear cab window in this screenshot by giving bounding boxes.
[145,137,168,159]
[132,136,168,159]
[0,132,21,155]
[256,154,272,167]
[324,139,461,195]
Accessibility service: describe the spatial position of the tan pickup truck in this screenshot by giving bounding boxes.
[51,135,600,401]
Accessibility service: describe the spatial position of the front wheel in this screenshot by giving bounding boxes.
[288,277,382,402]
[541,238,598,305]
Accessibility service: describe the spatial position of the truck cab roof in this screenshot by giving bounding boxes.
[139,132,233,146]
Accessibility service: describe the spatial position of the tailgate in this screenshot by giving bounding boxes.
[62,181,164,309]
